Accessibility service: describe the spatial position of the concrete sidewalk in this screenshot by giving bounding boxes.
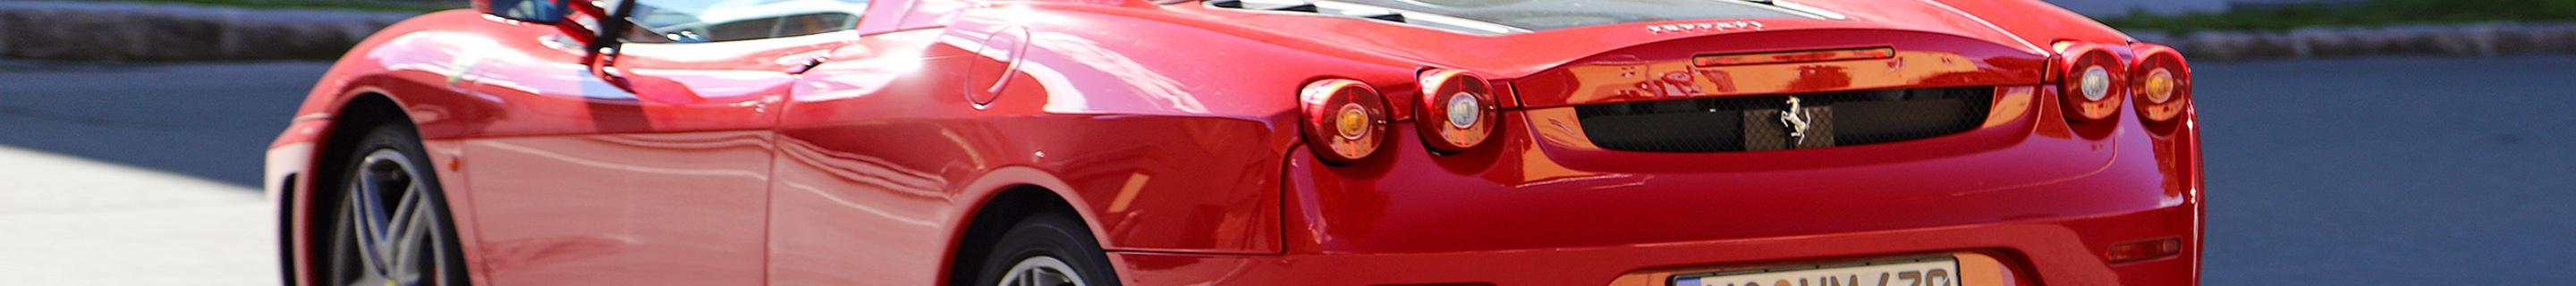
[0,145,275,286]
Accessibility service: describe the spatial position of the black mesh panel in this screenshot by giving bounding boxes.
[1573,87,1994,153]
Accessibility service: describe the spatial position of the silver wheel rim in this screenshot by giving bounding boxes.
[331,148,441,286]
[996,256,1086,286]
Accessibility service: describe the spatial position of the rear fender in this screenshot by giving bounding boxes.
[927,2,1444,255]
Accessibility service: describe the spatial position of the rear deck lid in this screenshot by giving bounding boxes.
[1190,0,2047,80]
[1513,28,2046,108]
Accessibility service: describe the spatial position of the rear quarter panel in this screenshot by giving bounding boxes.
[764,2,1441,284]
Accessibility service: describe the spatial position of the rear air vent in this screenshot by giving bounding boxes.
[1204,0,1530,36]
[1574,87,1995,153]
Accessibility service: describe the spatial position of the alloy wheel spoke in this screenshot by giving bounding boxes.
[997,256,1084,286]
[1038,269,1065,286]
[343,180,394,280]
[340,150,437,286]
[388,192,432,284]
[384,182,424,268]
[345,271,388,286]
[330,198,378,285]
[386,172,419,240]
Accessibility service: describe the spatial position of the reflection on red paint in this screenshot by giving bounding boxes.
[1694,46,1895,66]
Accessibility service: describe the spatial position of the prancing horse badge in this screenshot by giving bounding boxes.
[1780,96,1812,145]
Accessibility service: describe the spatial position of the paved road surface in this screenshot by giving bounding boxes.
[1,62,315,187]
[2191,55,2576,284]
[2042,0,2227,17]
[4,55,2574,285]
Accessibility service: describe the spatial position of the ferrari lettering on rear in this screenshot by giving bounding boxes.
[1648,21,1766,34]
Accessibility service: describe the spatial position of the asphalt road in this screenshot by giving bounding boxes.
[2040,0,2226,16]
[0,61,316,187]
[2190,55,2576,284]
[3,55,2573,285]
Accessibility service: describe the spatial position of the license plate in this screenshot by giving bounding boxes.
[1672,257,1962,286]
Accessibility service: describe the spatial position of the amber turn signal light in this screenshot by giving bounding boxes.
[1301,79,1390,162]
[2131,45,2191,122]
[2053,42,2125,122]
[2106,237,2184,264]
[1416,69,1498,152]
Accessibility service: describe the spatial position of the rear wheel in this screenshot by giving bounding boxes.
[972,213,1122,286]
[318,123,471,286]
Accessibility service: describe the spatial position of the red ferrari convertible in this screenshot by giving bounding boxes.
[265,0,2200,285]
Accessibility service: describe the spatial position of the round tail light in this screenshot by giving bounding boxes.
[1301,79,1389,162]
[1415,69,1498,152]
[2056,45,2126,122]
[2132,46,2191,122]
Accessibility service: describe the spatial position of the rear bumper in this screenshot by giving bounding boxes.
[1111,203,2197,286]
[1109,91,2201,285]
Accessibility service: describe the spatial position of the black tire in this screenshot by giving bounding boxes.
[970,213,1123,286]
[317,122,472,286]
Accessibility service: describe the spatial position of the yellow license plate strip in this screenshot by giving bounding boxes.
[1671,257,1961,286]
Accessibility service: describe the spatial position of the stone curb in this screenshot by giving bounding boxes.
[0,2,419,62]
[2131,23,2576,61]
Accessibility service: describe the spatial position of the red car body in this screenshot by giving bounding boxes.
[266,0,2201,285]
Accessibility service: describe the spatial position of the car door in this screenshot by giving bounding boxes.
[455,0,863,284]
[758,0,987,283]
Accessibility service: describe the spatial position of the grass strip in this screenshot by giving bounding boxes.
[2100,0,2576,34]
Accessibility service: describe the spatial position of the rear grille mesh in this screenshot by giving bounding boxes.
[1573,87,1993,152]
